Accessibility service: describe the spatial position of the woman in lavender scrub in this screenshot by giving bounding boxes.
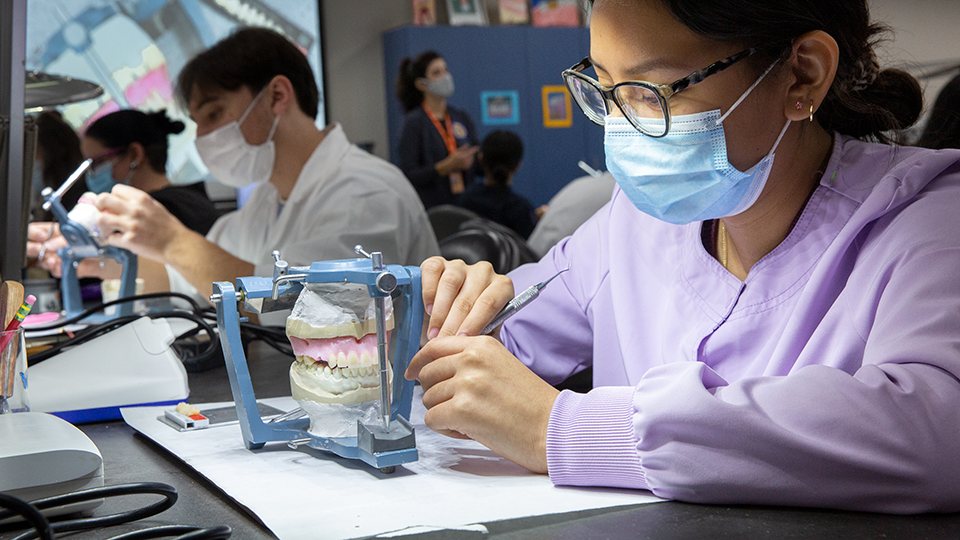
[405,0,960,513]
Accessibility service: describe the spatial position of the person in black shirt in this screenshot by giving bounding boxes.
[81,109,218,234]
[459,130,537,239]
[395,50,481,209]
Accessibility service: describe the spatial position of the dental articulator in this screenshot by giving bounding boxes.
[211,246,422,473]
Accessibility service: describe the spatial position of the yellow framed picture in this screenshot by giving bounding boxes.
[542,85,572,128]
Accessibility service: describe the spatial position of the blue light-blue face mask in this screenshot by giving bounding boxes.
[604,62,790,225]
[85,160,116,194]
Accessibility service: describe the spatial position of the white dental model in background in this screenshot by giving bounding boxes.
[65,193,105,245]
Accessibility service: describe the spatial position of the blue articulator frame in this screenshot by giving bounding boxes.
[214,258,423,470]
[43,180,138,322]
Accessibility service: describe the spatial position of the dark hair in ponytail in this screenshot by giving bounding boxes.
[396,50,442,113]
[85,109,185,172]
[916,73,960,150]
[590,0,923,143]
[480,130,524,186]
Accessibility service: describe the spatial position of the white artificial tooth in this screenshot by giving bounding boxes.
[324,366,332,377]
[348,367,357,378]
[332,368,342,380]
[367,366,376,377]
[339,351,347,367]
[327,354,337,368]
[347,351,360,368]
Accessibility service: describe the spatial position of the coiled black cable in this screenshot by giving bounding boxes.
[106,525,232,540]
[0,483,230,540]
[0,493,53,540]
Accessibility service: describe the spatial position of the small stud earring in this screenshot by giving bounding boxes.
[809,103,814,122]
[796,101,803,110]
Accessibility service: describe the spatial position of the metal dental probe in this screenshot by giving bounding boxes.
[481,266,570,335]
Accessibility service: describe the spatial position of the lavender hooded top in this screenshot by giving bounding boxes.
[501,134,960,514]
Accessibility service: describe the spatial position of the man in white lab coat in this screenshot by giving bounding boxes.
[32,28,438,307]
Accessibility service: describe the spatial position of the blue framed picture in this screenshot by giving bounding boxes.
[481,90,520,125]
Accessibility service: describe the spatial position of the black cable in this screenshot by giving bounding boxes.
[0,494,53,540]
[6,483,176,540]
[106,525,232,540]
[27,292,204,331]
[0,484,231,540]
[29,307,218,366]
[26,290,294,365]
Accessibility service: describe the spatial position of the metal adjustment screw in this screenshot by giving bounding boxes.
[209,293,222,304]
[354,245,372,259]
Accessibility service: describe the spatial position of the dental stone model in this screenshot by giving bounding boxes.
[286,282,393,404]
[66,193,105,245]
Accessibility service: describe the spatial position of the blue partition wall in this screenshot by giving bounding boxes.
[383,25,604,207]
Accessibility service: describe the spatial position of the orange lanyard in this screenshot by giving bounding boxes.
[423,103,457,155]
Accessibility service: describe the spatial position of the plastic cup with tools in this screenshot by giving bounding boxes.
[0,328,29,414]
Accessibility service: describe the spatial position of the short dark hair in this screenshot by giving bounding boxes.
[85,109,184,173]
[177,27,319,119]
[480,130,524,186]
[916,73,960,150]
[589,0,922,143]
[396,50,443,113]
[35,111,83,190]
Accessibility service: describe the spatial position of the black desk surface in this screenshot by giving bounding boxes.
[31,343,960,539]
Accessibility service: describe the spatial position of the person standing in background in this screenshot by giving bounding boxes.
[459,130,537,239]
[395,50,481,209]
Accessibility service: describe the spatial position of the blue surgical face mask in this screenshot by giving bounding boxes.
[423,72,455,98]
[603,62,790,225]
[85,159,116,194]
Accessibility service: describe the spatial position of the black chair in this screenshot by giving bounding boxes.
[438,217,538,274]
[427,204,481,242]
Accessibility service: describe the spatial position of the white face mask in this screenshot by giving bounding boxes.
[195,86,280,188]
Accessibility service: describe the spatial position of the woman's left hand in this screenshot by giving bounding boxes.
[405,335,560,473]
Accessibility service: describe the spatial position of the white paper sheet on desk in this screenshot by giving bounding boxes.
[121,391,662,540]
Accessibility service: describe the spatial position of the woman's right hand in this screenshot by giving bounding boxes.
[421,257,515,340]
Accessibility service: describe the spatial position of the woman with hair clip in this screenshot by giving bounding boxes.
[407,0,960,513]
[79,109,218,234]
[395,50,481,209]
